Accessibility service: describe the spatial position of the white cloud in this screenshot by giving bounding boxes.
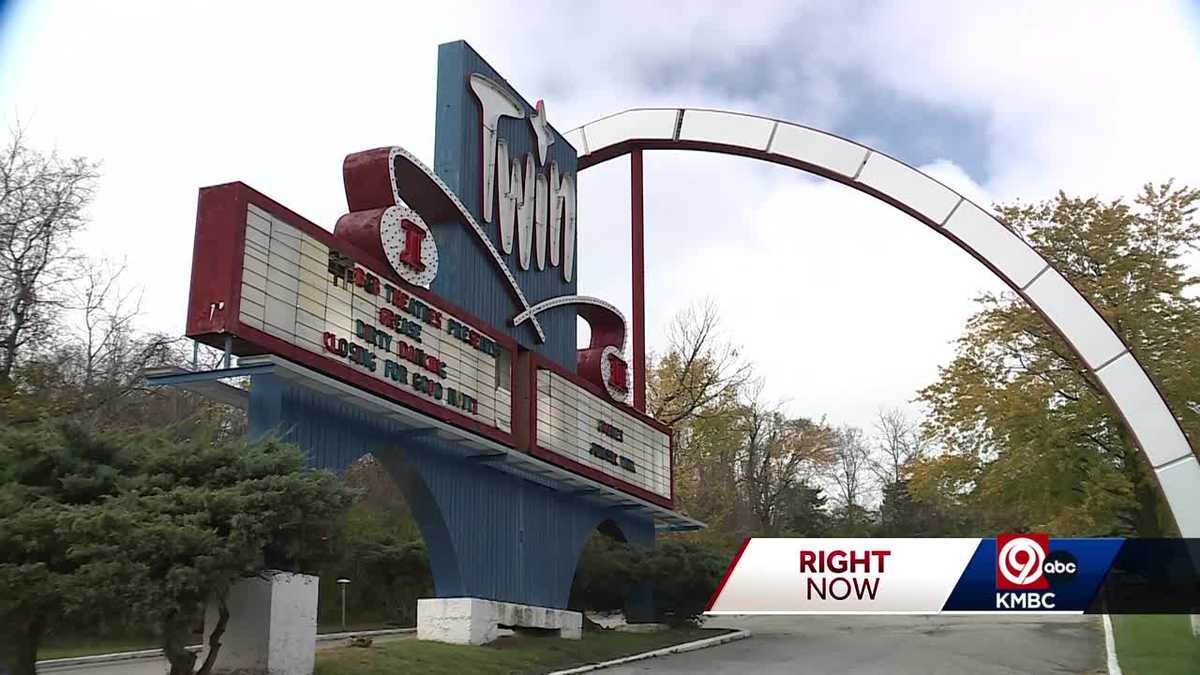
[847,1,1200,198]
[626,154,1003,427]
[1,0,1195,433]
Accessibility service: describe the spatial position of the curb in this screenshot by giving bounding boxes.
[35,628,414,671]
[1102,614,1122,675]
[316,627,416,643]
[36,646,200,672]
[547,629,751,674]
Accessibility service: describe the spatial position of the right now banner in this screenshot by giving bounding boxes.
[705,537,1200,615]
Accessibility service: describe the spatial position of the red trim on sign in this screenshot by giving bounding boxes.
[630,150,647,413]
[527,351,538,452]
[186,184,248,336]
[332,207,391,273]
[508,346,519,438]
[706,537,752,612]
[342,147,396,212]
[575,300,628,390]
[669,431,675,504]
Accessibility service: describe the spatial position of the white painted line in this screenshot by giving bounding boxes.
[547,629,751,674]
[1102,614,1123,675]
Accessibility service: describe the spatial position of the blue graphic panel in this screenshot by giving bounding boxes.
[430,40,578,370]
[942,538,1125,611]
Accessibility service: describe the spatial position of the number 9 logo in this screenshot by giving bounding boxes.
[999,536,1046,586]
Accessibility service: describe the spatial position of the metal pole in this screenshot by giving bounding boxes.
[630,150,647,412]
[340,583,347,630]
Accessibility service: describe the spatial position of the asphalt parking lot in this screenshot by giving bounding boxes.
[602,614,1105,675]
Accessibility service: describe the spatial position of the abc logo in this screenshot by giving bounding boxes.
[1043,551,1078,585]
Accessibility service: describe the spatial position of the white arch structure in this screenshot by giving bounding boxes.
[566,108,1200,537]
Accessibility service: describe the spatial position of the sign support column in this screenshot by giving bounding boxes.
[631,150,646,412]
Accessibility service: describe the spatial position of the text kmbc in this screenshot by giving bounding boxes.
[995,534,1078,610]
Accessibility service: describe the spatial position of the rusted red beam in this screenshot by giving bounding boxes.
[631,150,646,413]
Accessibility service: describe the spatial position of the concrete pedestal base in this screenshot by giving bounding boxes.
[417,598,582,645]
[201,570,319,675]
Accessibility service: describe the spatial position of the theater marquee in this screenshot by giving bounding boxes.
[240,203,512,431]
[184,41,673,506]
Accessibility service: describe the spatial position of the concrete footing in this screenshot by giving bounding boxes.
[201,570,319,675]
[417,597,582,645]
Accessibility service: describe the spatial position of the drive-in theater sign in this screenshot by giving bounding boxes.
[158,38,1199,659]
[162,41,699,652]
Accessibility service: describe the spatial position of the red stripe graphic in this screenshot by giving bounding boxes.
[706,537,751,612]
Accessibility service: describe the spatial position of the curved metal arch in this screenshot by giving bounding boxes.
[567,107,1200,537]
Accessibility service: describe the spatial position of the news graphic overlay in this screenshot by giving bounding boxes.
[995,533,1050,590]
[706,539,981,614]
[706,537,1200,614]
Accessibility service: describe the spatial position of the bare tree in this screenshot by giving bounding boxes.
[73,259,142,390]
[870,407,928,486]
[647,298,753,427]
[2,254,244,436]
[69,259,181,416]
[734,385,835,535]
[0,125,99,383]
[830,425,870,510]
[3,260,169,420]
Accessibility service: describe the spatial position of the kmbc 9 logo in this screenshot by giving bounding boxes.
[994,534,1078,608]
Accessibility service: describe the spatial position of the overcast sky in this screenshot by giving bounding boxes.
[2,1,1198,432]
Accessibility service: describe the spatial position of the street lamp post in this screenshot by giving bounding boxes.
[336,578,351,631]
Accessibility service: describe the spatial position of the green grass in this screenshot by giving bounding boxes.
[314,626,725,675]
[1111,614,1200,675]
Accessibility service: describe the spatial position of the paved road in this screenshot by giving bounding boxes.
[38,616,1104,674]
[605,615,1106,675]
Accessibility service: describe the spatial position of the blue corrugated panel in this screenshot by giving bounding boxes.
[431,40,578,371]
[250,374,654,610]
